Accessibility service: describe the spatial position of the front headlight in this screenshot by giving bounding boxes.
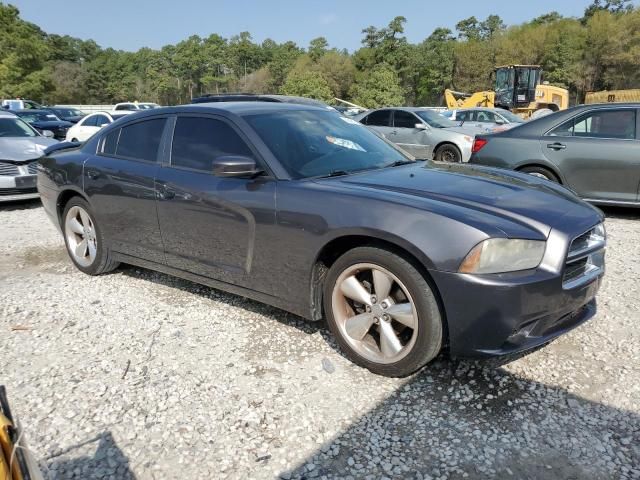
[459,238,546,274]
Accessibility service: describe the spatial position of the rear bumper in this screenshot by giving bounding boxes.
[430,268,602,357]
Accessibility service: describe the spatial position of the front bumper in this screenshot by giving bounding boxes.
[0,166,39,202]
[431,267,602,357]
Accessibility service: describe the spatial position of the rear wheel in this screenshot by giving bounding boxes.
[323,246,443,377]
[62,197,119,275]
[71,138,79,142]
[434,144,462,163]
[520,166,559,183]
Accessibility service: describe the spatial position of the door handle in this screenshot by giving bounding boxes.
[547,142,566,150]
[389,130,398,135]
[86,169,100,180]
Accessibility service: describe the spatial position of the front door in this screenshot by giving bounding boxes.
[542,107,640,203]
[391,110,431,159]
[155,114,276,287]
[83,116,168,263]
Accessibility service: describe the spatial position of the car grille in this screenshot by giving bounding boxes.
[27,161,38,174]
[563,223,606,289]
[0,162,20,176]
[0,187,38,196]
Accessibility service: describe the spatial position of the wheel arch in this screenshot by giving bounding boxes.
[309,234,450,349]
[56,188,89,226]
[515,162,564,184]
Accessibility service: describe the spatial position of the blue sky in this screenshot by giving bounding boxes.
[9,0,637,51]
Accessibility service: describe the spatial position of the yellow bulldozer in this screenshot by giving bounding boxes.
[445,65,569,118]
[585,89,640,104]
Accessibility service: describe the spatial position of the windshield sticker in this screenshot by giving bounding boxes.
[326,136,366,152]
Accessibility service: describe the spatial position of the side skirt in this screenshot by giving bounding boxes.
[112,252,312,320]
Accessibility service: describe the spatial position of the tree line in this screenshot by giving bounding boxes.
[1,0,639,108]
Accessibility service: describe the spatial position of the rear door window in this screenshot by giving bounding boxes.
[83,115,98,127]
[363,110,391,127]
[115,118,166,161]
[549,109,637,139]
[93,115,110,126]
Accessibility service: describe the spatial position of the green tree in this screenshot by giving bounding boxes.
[308,37,329,61]
[349,63,404,108]
[281,69,333,102]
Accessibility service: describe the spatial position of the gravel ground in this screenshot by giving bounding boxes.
[0,199,639,480]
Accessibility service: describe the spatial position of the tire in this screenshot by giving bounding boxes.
[520,166,560,183]
[71,138,79,142]
[62,197,119,275]
[323,246,443,377]
[434,144,462,163]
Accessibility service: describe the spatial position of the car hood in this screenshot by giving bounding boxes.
[322,162,602,238]
[0,137,59,161]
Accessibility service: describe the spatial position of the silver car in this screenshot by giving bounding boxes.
[0,110,57,201]
[443,107,525,132]
[355,107,479,162]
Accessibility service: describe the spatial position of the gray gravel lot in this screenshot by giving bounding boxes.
[0,200,639,480]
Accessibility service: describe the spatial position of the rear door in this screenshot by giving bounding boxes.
[155,114,276,287]
[542,107,640,203]
[83,116,168,263]
[391,110,431,159]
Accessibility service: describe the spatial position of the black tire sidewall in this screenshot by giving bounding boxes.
[62,197,109,275]
[323,246,443,377]
[436,144,461,163]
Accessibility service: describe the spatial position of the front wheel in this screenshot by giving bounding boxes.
[434,144,462,163]
[62,197,119,275]
[323,246,443,377]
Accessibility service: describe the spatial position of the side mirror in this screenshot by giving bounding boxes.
[42,130,55,138]
[495,117,506,125]
[212,155,262,178]
[415,123,428,130]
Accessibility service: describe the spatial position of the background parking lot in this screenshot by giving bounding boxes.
[1,201,639,480]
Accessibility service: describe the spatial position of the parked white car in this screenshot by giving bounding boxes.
[113,102,160,111]
[65,111,133,142]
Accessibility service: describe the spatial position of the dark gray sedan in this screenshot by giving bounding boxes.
[470,103,640,206]
[39,103,605,377]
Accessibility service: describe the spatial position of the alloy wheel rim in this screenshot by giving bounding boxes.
[331,263,418,364]
[65,206,97,267]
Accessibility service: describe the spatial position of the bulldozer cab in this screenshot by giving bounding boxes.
[494,65,542,110]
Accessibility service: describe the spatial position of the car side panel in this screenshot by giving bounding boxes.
[271,181,491,313]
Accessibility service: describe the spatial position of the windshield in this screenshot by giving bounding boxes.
[497,110,525,123]
[17,112,60,122]
[244,110,409,179]
[415,110,460,128]
[0,117,38,137]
